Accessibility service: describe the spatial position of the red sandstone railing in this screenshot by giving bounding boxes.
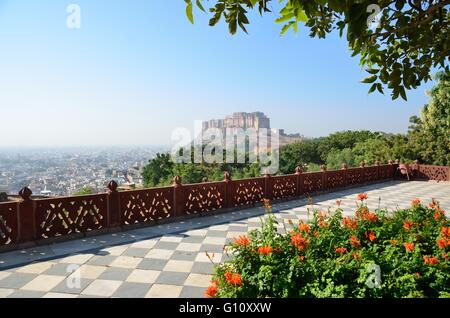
[0,162,448,250]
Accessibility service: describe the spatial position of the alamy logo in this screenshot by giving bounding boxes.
[367,4,382,29]
[66,264,81,289]
[67,4,81,29]
[365,263,382,289]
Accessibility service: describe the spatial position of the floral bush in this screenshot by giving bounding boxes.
[205,196,450,298]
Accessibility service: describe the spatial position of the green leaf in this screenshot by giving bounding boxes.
[186,1,194,24]
[399,86,407,101]
[366,68,380,75]
[196,0,205,12]
[376,83,384,94]
[361,75,377,83]
[395,1,404,11]
[280,22,294,36]
[296,10,308,23]
[368,83,377,93]
[229,17,237,35]
[276,13,295,24]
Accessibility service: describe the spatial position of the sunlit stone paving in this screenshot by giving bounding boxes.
[0,180,448,298]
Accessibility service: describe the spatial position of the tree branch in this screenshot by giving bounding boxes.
[372,0,450,39]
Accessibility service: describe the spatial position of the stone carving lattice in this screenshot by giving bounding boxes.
[121,188,173,224]
[36,195,108,239]
[272,176,297,199]
[184,183,224,215]
[233,179,265,206]
[303,173,323,195]
[0,202,18,245]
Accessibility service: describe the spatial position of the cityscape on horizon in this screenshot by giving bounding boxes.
[0,111,305,197]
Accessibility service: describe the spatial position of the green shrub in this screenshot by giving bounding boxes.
[205,196,450,298]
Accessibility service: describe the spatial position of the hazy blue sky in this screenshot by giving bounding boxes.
[0,0,435,147]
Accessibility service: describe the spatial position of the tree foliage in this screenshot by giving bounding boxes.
[279,140,320,174]
[326,148,356,170]
[74,186,94,196]
[316,130,382,161]
[142,153,174,187]
[408,71,450,165]
[184,0,450,100]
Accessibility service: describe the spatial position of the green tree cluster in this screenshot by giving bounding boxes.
[408,71,450,166]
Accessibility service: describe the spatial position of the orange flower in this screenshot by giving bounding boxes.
[404,242,415,252]
[357,193,368,201]
[428,199,438,209]
[356,207,368,220]
[230,273,242,286]
[390,239,398,246]
[442,253,449,261]
[313,231,320,238]
[233,235,250,247]
[442,227,450,238]
[336,200,342,207]
[318,211,327,220]
[366,231,376,242]
[258,245,273,255]
[437,239,447,249]
[350,235,361,248]
[224,271,242,286]
[351,252,360,260]
[318,221,329,229]
[298,256,305,262]
[434,210,444,220]
[291,233,309,251]
[205,285,218,298]
[403,220,414,230]
[343,217,358,230]
[365,212,378,223]
[423,255,439,265]
[411,198,421,207]
[262,198,271,209]
[299,221,311,233]
[224,271,233,284]
[335,247,347,254]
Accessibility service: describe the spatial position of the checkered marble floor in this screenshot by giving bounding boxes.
[0,180,448,298]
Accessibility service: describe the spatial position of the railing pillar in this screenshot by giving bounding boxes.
[264,170,272,200]
[341,163,348,186]
[389,159,396,179]
[107,181,121,227]
[411,160,420,180]
[374,160,380,180]
[295,166,303,197]
[223,172,233,209]
[173,176,184,217]
[360,160,366,183]
[18,187,36,243]
[320,165,327,191]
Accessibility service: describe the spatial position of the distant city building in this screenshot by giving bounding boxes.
[202,112,270,131]
[40,185,52,196]
[202,112,304,148]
